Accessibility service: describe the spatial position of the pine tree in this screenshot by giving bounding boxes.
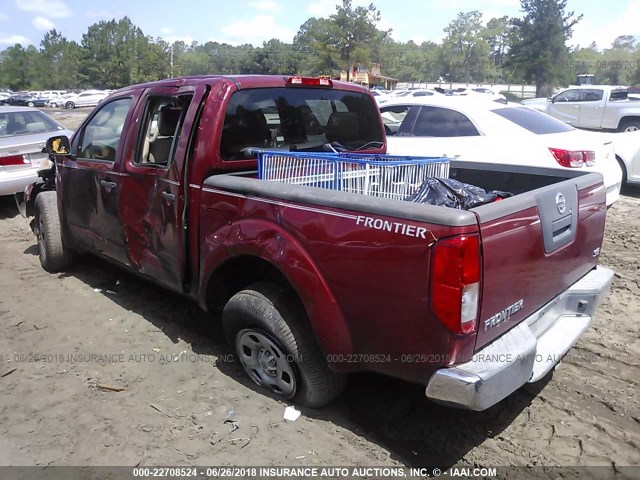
[506,0,582,96]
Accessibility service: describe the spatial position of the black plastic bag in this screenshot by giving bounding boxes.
[406,177,512,209]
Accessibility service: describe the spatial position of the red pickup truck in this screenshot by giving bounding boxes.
[20,75,613,410]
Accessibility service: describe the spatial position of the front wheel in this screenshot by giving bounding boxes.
[27,101,35,107]
[65,101,75,109]
[222,282,346,407]
[34,192,73,272]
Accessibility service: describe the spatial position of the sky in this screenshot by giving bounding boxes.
[0,0,638,52]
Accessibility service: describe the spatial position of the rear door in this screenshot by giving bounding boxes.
[60,95,137,264]
[118,85,207,290]
[470,170,607,349]
[578,88,606,128]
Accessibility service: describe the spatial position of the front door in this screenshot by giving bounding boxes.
[549,89,581,125]
[118,85,207,290]
[60,96,135,264]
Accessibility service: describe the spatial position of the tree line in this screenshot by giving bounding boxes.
[1,0,639,96]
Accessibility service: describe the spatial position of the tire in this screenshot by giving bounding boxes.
[65,101,75,109]
[34,192,73,272]
[222,282,346,408]
[27,101,35,107]
[618,119,640,132]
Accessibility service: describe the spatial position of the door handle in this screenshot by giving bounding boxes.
[100,180,117,191]
[162,191,175,202]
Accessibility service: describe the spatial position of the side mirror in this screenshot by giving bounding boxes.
[548,96,555,103]
[46,135,71,156]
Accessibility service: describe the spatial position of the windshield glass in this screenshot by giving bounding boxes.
[0,110,63,137]
[491,107,574,134]
[220,87,383,160]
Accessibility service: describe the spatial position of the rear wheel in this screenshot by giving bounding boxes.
[618,119,640,132]
[34,192,73,272]
[222,282,346,407]
[27,101,35,107]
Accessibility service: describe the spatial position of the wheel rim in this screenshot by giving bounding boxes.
[625,125,639,132]
[235,328,297,399]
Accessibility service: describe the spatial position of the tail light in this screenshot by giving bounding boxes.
[0,154,29,166]
[430,234,481,335]
[549,148,596,168]
[286,76,333,87]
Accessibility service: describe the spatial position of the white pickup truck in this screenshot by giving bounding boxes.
[522,85,640,132]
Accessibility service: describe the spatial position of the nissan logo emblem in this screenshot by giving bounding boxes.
[556,193,567,214]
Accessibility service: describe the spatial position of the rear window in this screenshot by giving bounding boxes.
[220,87,383,160]
[0,110,63,137]
[412,106,480,137]
[491,107,574,134]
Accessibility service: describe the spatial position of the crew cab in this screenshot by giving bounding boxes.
[522,85,640,132]
[20,75,614,410]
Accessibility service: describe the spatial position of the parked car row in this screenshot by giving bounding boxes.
[373,86,506,102]
[2,79,639,204]
[0,89,110,109]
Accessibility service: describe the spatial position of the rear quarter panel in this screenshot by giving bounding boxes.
[199,177,481,383]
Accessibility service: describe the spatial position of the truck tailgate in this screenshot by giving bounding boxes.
[472,171,607,350]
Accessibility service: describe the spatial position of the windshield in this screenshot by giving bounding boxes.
[491,107,574,134]
[220,87,383,160]
[0,110,63,137]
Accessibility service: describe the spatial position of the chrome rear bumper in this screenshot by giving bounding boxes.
[425,266,614,411]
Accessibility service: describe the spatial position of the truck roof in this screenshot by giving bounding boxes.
[113,75,371,96]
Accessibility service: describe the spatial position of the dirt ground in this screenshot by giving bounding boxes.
[0,109,638,475]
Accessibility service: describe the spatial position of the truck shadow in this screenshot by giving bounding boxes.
[621,184,640,199]
[57,252,538,468]
[0,196,19,220]
[305,373,544,468]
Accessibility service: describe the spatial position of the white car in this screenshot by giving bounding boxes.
[62,90,109,109]
[381,96,622,207]
[369,89,389,105]
[611,130,640,185]
[0,106,73,196]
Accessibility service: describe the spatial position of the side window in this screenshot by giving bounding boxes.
[581,89,604,102]
[554,90,581,102]
[412,106,479,137]
[610,89,629,101]
[380,105,411,136]
[78,98,132,162]
[136,96,190,166]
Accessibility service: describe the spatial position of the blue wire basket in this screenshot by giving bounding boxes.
[257,151,450,200]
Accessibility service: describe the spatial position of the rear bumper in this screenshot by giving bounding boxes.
[605,181,621,207]
[425,266,614,411]
[0,167,39,196]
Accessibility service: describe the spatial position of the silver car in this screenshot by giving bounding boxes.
[63,90,109,109]
[0,106,73,196]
